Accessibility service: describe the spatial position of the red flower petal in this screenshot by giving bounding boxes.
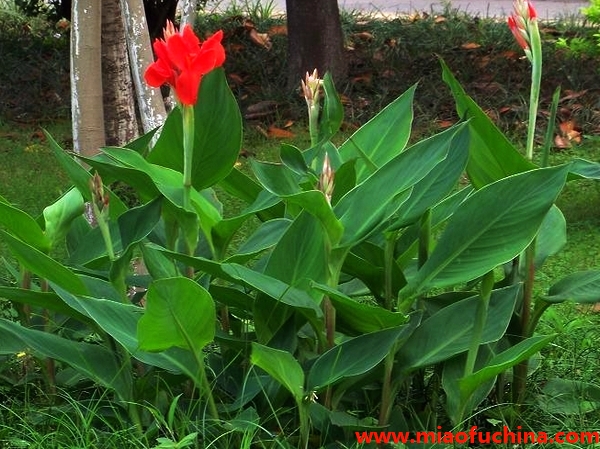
[175,70,202,105]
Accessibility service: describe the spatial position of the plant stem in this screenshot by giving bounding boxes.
[464,270,494,378]
[384,232,398,310]
[525,20,542,161]
[513,243,536,405]
[541,87,561,168]
[182,105,195,211]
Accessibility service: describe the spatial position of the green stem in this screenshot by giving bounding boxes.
[541,87,561,168]
[97,215,116,261]
[308,104,319,148]
[182,105,195,212]
[378,342,398,426]
[418,209,431,269]
[383,232,397,310]
[525,21,542,161]
[196,352,219,420]
[513,242,536,405]
[464,270,494,378]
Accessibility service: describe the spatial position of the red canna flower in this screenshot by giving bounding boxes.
[145,21,225,106]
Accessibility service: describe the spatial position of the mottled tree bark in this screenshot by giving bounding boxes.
[102,0,139,146]
[70,0,105,156]
[285,0,347,89]
[120,0,167,133]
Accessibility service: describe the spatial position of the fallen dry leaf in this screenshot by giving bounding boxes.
[248,28,272,49]
[267,24,287,36]
[268,126,295,139]
[555,120,582,148]
[461,42,481,50]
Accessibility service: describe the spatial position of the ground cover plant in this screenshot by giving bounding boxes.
[1,1,600,448]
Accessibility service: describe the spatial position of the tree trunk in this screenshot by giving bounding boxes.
[285,0,347,89]
[179,0,198,28]
[121,0,168,133]
[102,0,139,146]
[71,0,105,156]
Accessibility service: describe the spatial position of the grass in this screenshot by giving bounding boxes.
[1,3,600,448]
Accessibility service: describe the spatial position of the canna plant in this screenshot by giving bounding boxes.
[0,14,600,448]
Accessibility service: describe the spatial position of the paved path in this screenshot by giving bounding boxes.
[213,0,589,19]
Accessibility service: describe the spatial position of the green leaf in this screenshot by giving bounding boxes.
[306,326,411,392]
[459,335,555,399]
[225,219,291,263]
[388,126,470,229]
[0,286,89,322]
[251,161,303,196]
[43,188,85,249]
[545,270,600,303]
[251,342,304,403]
[535,205,566,268]
[51,284,197,375]
[397,285,520,370]
[0,197,50,252]
[222,263,323,320]
[138,277,216,353]
[0,318,131,401]
[335,124,465,247]
[118,197,162,252]
[341,242,406,302]
[318,72,344,143]
[568,158,600,180]
[280,144,309,175]
[45,131,127,217]
[440,59,535,187]
[148,69,242,189]
[339,84,415,182]
[407,165,569,294]
[538,378,600,414]
[0,231,87,295]
[312,283,410,334]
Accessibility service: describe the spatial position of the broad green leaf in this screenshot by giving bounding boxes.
[306,326,410,392]
[407,166,569,294]
[222,263,323,320]
[342,242,406,300]
[0,318,131,401]
[568,158,600,180]
[397,285,520,371]
[251,161,303,196]
[277,190,343,245]
[45,131,128,217]
[312,283,410,334]
[43,188,85,249]
[80,148,220,247]
[0,197,50,252]
[138,277,216,353]
[225,219,291,263]
[459,335,555,399]
[441,59,535,188]
[280,144,309,175]
[51,284,197,375]
[442,347,496,425]
[251,342,304,403]
[339,84,415,182]
[148,69,242,189]
[538,378,600,414]
[534,205,566,269]
[318,72,344,144]
[0,286,89,322]
[1,231,87,295]
[545,270,600,303]
[387,125,469,229]
[69,198,163,266]
[118,197,162,253]
[140,243,180,279]
[335,124,465,247]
